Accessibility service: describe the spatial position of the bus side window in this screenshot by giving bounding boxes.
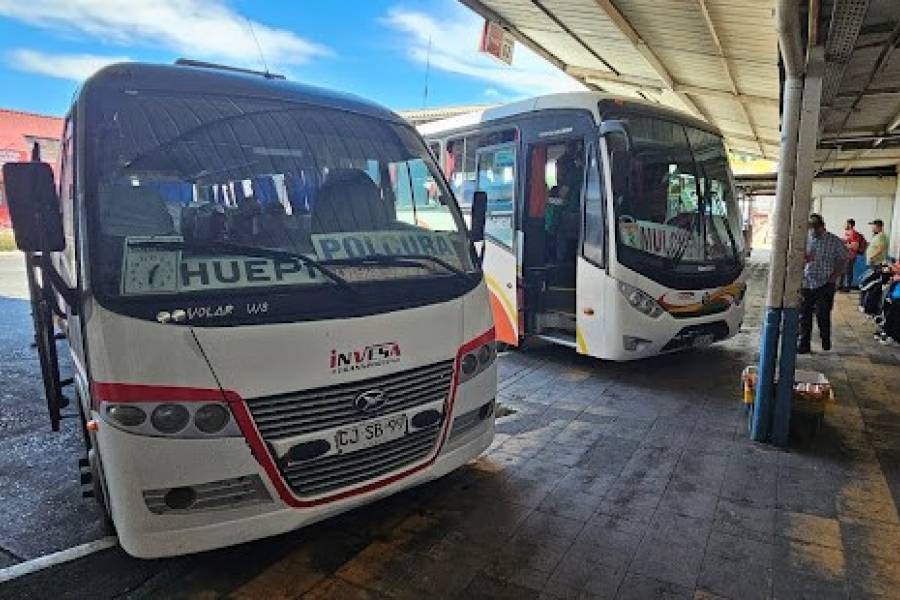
[445,137,467,208]
[475,145,516,248]
[59,118,76,280]
[582,143,606,267]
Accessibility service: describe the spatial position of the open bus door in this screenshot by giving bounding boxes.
[3,161,76,431]
[474,143,520,346]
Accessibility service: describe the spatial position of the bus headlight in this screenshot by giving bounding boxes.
[458,341,496,384]
[617,281,665,318]
[107,405,147,427]
[194,403,231,434]
[151,404,190,434]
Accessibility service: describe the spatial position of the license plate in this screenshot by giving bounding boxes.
[334,413,408,454]
[693,334,715,347]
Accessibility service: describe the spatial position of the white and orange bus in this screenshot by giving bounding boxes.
[4,60,496,558]
[420,93,748,360]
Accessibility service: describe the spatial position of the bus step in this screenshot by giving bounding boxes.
[54,332,67,341]
[79,460,94,498]
[60,377,74,388]
[542,287,575,313]
[535,332,578,349]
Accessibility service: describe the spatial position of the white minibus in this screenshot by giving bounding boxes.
[420,92,747,360]
[4,60,496,558]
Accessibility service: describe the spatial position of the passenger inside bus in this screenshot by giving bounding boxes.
[523,138,585,334]
[544,141,584,266]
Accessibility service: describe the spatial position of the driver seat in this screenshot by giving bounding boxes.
[311,168,393,233]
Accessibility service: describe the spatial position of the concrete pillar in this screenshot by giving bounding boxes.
[751,0,804,443]
[772,47,825,447]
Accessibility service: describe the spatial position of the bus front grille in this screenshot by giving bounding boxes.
[245,359,456,440]
[280,425,441,497]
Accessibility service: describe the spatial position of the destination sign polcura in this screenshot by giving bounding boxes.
[311,231,462,268]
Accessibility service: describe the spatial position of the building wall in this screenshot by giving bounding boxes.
[810,176,896,245]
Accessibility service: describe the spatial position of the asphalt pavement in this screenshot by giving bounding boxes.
[0,252,106,566]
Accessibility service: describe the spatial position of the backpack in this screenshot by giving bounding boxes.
[858,234,868,254]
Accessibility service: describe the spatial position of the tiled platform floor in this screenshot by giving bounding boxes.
[4,255,899,600]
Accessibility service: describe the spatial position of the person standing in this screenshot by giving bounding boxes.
[799,214,849,354]
[840,218,862,291]
[860,219,890,311]
[867,219,889,266]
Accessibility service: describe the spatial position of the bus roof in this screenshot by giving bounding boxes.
[79,61,406,125]
[417,91,720,138]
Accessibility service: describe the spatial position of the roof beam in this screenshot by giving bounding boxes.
[591,0,706,120]
[695,0,765,157]
[675,84,780,109]
[567,66,779,108]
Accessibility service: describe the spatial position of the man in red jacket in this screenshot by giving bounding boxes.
[840,218,862,291]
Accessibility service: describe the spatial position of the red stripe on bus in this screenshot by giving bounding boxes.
[91,382,240,404]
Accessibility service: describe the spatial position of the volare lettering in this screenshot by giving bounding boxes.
[185,304,234,320]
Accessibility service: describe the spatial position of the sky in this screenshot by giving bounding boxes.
[0,0,585,117]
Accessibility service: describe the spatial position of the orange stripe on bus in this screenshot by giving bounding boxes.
[489,292,517,345]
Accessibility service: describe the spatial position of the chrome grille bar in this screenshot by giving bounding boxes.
[282,426,440,497]
[246,360,454,440]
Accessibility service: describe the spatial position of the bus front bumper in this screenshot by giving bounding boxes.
[95,371,496,559]
[100,420,493,558]
[608,302,745,361]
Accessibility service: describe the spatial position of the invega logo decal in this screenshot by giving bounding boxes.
[330,342,401,374]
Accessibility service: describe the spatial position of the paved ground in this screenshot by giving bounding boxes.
[0,253,105,568]
[1,252,899,599]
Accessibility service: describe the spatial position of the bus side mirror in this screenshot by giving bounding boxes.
[3,162,64,252]
[471,191,487,243]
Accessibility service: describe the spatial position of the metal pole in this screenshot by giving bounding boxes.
[772,46,825,446]
[751,0,804,442]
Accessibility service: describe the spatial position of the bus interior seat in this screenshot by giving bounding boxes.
[311,168,394,233]
[99,184,176,237]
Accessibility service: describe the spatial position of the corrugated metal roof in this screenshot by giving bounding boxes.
[459,0,779,159]
[817,0,900,172]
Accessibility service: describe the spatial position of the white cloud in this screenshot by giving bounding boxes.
[0,0,330,73]
[483,88,501,98]
[9,49,128,81]
[382,6,584,101]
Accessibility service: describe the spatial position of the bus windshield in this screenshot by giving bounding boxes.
[87,90,474,299]
[609,116,744,284]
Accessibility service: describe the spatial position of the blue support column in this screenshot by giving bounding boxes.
[751,308,782,442]
[772,307,800,446]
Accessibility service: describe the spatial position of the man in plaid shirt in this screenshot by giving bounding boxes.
[799,214,849,353]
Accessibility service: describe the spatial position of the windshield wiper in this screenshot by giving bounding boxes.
[322,253,477,283]
[126,239,359,296]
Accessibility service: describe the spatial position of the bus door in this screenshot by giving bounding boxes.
[521,133,587,345]
[575,141,609,356]
[475,142,519,345]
